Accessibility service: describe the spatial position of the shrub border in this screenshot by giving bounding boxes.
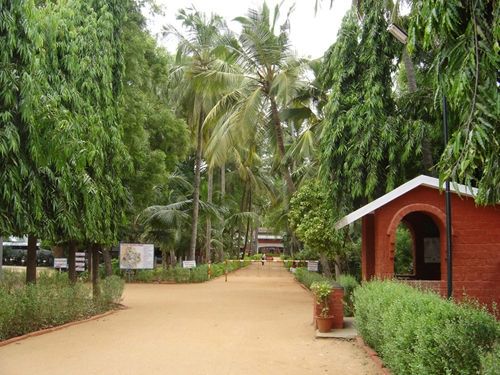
[0,305,125,348]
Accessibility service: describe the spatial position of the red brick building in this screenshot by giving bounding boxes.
[335,175,500,308]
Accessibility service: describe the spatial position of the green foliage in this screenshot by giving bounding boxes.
[293,267,331,289]
[1,0,130,245]
[120,6,188,231]
[354,280,499,375]
[395,224,414,274]
[336,274,359,317]
[0,270,123,341]
[289,180,338,255]
[409,0,499,204]
[480,344,500,375]
[120,261,250,283]
[320,5,419,207]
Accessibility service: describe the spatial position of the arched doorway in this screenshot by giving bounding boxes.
[393,211,441,280]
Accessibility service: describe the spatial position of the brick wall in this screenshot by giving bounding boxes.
[367,186,500,308]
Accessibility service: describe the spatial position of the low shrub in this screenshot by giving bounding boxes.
[354,280,499,375]
[480,344,499,375]
[294,267,330,289]
[336,274,359,317]
[99,275,125,308]
[0,271,123,341]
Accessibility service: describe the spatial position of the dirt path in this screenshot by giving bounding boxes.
[0,262,380,375]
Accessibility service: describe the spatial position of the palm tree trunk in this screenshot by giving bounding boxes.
[269,96,296,194]
[26,235,37,284]
[169,249,176,267]
[220,164,225,197]
[242,188,252,258]
[402,49,434,175]
[204,167,213,263]
[189,114,204,261]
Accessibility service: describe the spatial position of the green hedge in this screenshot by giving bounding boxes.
[0,271,124,341]
[122,260,250,283]
[354,280,499,375]
[336,274,359,316]
[293,267,331,288]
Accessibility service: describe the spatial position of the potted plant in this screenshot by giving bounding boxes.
[311,281,334,333]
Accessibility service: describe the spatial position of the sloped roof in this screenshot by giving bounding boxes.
[334,175,477,229]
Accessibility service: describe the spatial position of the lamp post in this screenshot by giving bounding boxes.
[388,23,453,299]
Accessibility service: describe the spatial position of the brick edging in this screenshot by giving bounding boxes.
[0,306,125,348]
[355,337,393,375]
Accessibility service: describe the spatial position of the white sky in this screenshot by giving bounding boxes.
[147,0,352,59]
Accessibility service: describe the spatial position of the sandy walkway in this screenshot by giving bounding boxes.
[0,262,379,375]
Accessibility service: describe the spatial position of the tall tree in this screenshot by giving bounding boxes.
[204,3,307,197]
[409,0,499,204]
[167,9,230,260]
[319,5,419,209]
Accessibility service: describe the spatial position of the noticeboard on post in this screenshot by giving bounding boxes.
[182,260,196,269]
[307,260,319,272]
[119,243,154,269]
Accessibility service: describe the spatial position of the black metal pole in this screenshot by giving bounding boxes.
[443,96,453,298]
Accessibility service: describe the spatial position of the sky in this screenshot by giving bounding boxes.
[147,0,352,59]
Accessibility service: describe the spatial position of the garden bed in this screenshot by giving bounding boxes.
[0,271,124,342]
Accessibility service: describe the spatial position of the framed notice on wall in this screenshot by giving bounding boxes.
[119,243,154,269]
[424,237,440,263]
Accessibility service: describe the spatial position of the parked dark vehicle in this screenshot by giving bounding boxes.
[2,245,53,267]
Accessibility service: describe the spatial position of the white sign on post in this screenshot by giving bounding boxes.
[182,260,196,269]
[119,243,154,269]
[75,252,86,271]
[54,258,68,269]
[307,260,319,272]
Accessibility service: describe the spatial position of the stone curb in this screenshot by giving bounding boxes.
[355,337,393,375]
[0,306,124,348]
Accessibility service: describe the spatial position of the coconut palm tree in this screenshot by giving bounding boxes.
[203,3,308,197]
[166,9,232,260]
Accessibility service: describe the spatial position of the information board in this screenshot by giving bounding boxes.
[424,237,440,263]
[119,243,154,269]
[182,260,197,269]
[307,260,319,272]
[54,258,68,269]
[75,252,86,272]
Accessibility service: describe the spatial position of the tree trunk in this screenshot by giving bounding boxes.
[242,188,252,258]
[102,247,112,277]
[402,48,434,175]
[87,248,92,281]
[319,253,332,278]
[334,254,342,279]
[26,235,37,284]
[204,167,213,263]
[0,236,3,280]
[188,114,204,261]
[269,96,296,194]
[68,242,77,283]
[220,164,225,198]
[161,248,168,270]
[169,249,176,267]
[92,244,100,299]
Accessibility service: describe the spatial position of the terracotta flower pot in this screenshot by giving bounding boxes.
[316,316,334,333]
